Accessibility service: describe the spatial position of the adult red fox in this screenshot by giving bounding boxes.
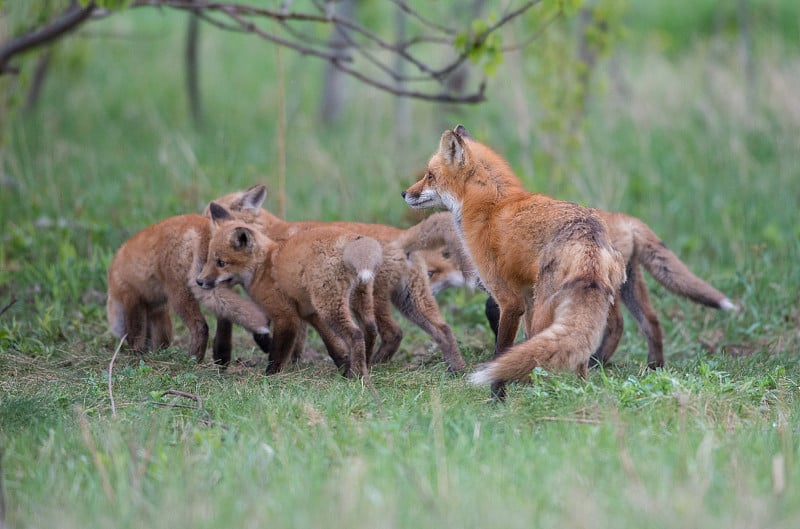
[197,203,383,377]
[403,125,626,398]
[106,214,271,364]
[484,211,736,367]
[209,185,470,372]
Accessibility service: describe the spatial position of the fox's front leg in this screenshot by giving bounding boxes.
[492,295,524,358]
[266,319,300,375]
[490,293,524,401]
[193,284,270,335]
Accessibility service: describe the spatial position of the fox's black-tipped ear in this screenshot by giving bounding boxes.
[230,226,255,252]
[453,124,473,140]
[209,202,233,227]
[439,130,467,167]
[241,184,267,211]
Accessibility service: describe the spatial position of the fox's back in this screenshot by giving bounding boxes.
[109,214,209,298]
[270,227,361,303]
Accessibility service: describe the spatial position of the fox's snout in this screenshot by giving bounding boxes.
[196,276,214,290]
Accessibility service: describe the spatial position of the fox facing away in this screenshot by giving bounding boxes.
[106,214,271,364]
[209,184,469,372]
[479,209,737,367]
[403,125,626,399]
[197,203,383,377]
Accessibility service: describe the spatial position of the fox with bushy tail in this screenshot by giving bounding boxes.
[403,125,625,399]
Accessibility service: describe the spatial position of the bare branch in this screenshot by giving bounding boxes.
[329,58,487,104]
[162,389,204,409]
[387,0,457,35]
[431,0,544,79]
[0,1,96,75]
[4,0,552,103]
[0,296,16,319]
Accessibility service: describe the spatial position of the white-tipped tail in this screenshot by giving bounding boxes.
[719,298,737,311]
[468,365,496,386]
[358,269,375,283]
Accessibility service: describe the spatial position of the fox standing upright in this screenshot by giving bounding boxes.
[403,125,626,399]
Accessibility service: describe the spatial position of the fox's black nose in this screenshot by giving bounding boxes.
[401,191,407,198]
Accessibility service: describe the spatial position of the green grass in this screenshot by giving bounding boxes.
[1,3,800,528]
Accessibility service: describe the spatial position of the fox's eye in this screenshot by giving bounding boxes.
[442,251,450,259]
[427,270,435,278]
[216,258,226,268]
[427,171,434,180]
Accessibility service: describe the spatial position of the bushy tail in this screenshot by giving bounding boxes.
[343,236,383,284]
[469,280,612,385]
[632,219,736,311]
[395,211,480,287]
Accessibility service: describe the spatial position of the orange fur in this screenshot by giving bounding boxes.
[404,125,626,398]
[198,204,383,377]
[106,214,270,364]
[209,185,468,372]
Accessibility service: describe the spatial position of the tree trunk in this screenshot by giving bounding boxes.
[319,0,356,124]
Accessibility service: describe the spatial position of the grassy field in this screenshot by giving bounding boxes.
[1,2,799,528]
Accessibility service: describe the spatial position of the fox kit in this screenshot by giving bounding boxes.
[404,125,626,398]
[106,214,271,363]
[197,203,383,377]
[479,209,736,367]
[209,185,469,372]
[417,246,466,295]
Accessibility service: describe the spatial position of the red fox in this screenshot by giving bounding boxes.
[197,203,383,377]
[106,214,271,364]
[208,185,470,372]
[403,125,626,398]
[476,209,736,367]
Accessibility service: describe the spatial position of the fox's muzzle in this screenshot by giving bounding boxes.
[196,276,215,290]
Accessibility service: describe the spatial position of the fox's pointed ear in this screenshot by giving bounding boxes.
[241,184,267,211]
[439,130,466,167]
[453,124,473,140]
[209,202,233,227]
[230,226,255,252]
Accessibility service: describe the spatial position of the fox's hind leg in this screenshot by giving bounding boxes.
[351,282,379,366]
[589,296,623,367]
[147,305,173,351]
[314,310,367,378]
[391,262,465,372]
[169,294,209,363]
[121,297,148,353]
[369,294,403,365]
[620,264,664,369]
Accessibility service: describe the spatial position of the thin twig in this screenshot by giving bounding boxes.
[0,296,17,319]
[162,389,204,409]
[330,59,487,103]
[108,334,126,419]
[153,390,229,430]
